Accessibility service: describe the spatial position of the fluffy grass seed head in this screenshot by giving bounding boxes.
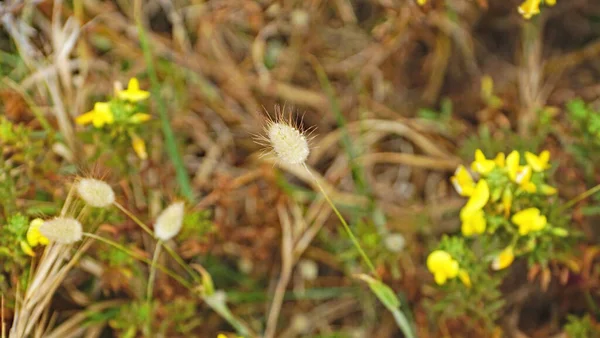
[257,107,312,165]
[154,201,185,241]
[38,217,83,244]
[76,178,115,208]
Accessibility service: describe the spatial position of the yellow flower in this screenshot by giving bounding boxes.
[129,113,152,124]
[494,152,506,167]
[545,0,556,6]
[460,179,490,219]
[76,102,114,128]
[27,218,49,247]
[540,184,557,195]
[427,250,459,285]
[451,165,475,196]
[471,149,496,175]
[492,247,515,270]
[525,150,551,172]
[130,133,148,160]
[118,78,150,102]
[518,0,541,19]
[458,269,471,288]
[417,0,426,5]
[461,209,486,236]
[512,208,547,235]
[506,151,520,181]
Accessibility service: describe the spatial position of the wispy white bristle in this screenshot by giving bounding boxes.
[154,202,185,241]
[267,122,309,165]
[76,178,115,208]
[384,233,406,253]
[39,217,83,244]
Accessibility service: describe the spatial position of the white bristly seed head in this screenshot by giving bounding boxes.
[384,233,406,253]
[267,121,310,165]
[39,217,83,244]
[154,202,185,241]
[76,178,115,208]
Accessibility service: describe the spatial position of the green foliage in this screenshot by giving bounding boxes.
[566,99,600,181]
[425,236,504,331]
[564,314,600,338]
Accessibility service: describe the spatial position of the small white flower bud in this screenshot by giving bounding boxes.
[267,122,310,165]
[38,217,83,244]
[76,178,115,208]
[384,233,406,253]
[298,259,319,281]
[154,202,185,241]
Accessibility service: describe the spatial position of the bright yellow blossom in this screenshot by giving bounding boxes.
[512,208,547,235]
[76,102,114,128]
[461,209,486,236]
[427,250,459,285]
[541,184,557,195]
[27,218,49,247]
[545,0,556,6]
[525,150,551,172]
[471,149,496,175]
[494,152,505,167]
[492,247,515,270]
[451,165,475,197]
[506,151,536,192]
[460,179,490,219]
[417,0,426,5]
[458,269,471,288]
[518,0,541,19]
[130,133,148,160]
[21,218,49,257]
[129,113,152,124]
[506,151,520,181]
[118,78,150,102]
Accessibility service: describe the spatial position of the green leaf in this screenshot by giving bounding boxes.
[356,274,399,310]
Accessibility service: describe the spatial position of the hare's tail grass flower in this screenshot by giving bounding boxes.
[255,107,375,274]
[154,201,185,241]
[76,178,115,208]
[38,217,83,244]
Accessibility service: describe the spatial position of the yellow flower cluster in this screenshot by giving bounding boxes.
[518,0,557,19]
[20,218,49,257]
[76,78,151,160]
[426,250,471,287]
[449,149,557,270]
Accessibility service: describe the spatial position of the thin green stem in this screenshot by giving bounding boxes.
[147,243,162,300]
[560,183,600,211]
[134,0,194,202]
[113,202,153,236]
[114,202,201,282]
[304,165,377,275]
[82,233,191,289]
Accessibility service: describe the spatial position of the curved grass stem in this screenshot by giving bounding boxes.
[303,165,377,275]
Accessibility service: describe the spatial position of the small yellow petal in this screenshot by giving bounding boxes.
[471,149,496,175]
[525,151,551,172]
[20,241,35,257]
[506,151,520,181]
[130,113,152,124]
[458,269,471,288]
[131,135,148,160]
[27,218,48,247]
[461,179,490,218]
[541,184,557,195]
[492,247,515,270]
[518,0,541,19]
[75,112,95,125]
[118,78,150,102]
[545,0,556,6]
[494,152,505,167]
[417,0,427,5]
[451,165,475,197]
